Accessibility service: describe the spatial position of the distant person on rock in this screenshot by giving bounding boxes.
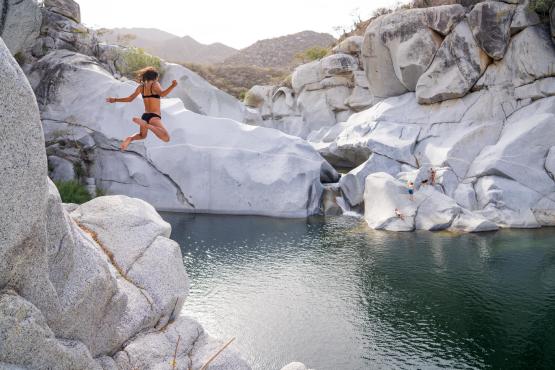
[106,67,177,151]
[407,181,415,201]
[429,168,437,186]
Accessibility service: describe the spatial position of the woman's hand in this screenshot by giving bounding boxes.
[171,80,178,87]
[106,97,116,103]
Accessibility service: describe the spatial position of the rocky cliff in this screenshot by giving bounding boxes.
[248,1,555,232]
[0,34,251,369]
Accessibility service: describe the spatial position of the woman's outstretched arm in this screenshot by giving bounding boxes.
[106,85,142,103]
[158,80,178,97]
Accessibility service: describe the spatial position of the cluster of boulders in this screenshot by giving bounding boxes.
[244,36,374,138]
[310,1,555,232]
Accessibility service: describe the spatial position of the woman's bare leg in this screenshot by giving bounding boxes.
[121,118,148,150]
[132,117,170,142]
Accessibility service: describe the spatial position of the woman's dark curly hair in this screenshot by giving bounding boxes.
[136,66,159,83]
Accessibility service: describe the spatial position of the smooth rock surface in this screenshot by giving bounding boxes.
[467,108,555,195]
[161,62,246,122]
[340,154,402,207]
[416,20,490,104]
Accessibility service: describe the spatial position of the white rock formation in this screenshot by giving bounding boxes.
[27,50,335,217]
[246,48,373,139]
[160,62,246,122]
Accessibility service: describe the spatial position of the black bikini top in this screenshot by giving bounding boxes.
[141,83,160,99]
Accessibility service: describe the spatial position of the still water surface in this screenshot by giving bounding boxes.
[161,213,555,370]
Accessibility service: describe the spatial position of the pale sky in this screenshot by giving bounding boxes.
[78,0,405,49]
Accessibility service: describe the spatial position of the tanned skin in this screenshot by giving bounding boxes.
[106,79,178,151]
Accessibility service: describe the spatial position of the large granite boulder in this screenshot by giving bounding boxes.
[363,172,497,232]
[416,20,491,104]
[161,62,246,122]
[467,1,515,60]
[27,50,333,217]
[474,26,555,90]
[339,153,401,208]
[0,0,42,55]
[44,0,80,23]
[0,38,61,325]
[361,5,465,98]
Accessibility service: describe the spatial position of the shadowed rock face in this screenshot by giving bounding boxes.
[551,3,554,41]
[468,1,515,60]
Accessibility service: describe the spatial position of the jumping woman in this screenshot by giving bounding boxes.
[106,67,178,151]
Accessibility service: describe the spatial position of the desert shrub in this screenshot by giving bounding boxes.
[530,0,554,21]
[295,46,330,63]
[14,52,26,66]
[120,47,162,79]
[74,162,85,179]
[54,180,92,204]
[243,91,264,107]
[95,187,106,197]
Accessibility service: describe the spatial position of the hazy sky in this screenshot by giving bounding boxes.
[78,0,404,49]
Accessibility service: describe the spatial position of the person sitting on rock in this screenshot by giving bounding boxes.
[106,67,177,151]
[407,181,415,201]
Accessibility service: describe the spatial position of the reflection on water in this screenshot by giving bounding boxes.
[161,213,555,370]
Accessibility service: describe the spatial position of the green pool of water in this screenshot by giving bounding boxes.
[161,213,555,370]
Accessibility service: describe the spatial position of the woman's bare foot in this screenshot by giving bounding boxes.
[120,137,133,151]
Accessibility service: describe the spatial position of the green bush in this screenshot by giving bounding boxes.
[530,0,554,21]
[54,180,92,204]
[295,47,330,63]
[120,47,163,79]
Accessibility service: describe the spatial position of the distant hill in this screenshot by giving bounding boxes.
[99,28,238,64]
[223,31,336,70]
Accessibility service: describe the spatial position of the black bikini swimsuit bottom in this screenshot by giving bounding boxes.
[141,113,161,123]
